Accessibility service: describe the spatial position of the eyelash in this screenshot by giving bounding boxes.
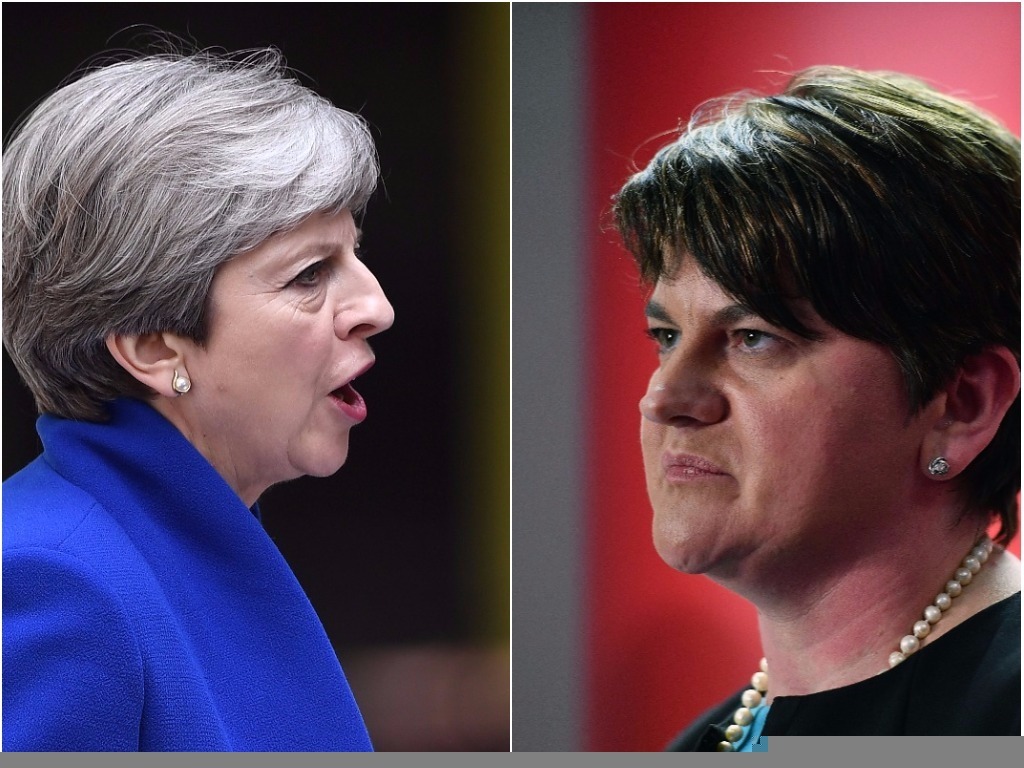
[645,327,782,355]
[288,260,329,288]
[732,329,778,353]
[286,242,367,290]
[645,327,679,353]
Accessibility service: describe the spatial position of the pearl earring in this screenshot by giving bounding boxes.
[172,369,191,395]
[927,456,950,476]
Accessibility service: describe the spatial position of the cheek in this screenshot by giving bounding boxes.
[746,375,915,512]
[758,362,899,445]
[639,419,664,474]
[200,321,327,409]
[246,315,328,372]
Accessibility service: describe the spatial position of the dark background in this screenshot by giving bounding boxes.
[2,2,509,750]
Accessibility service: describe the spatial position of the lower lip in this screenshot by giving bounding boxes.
[663,465,729,483]
[330,384,367,423]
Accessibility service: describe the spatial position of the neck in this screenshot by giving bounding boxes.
[718,523,1019,699]
[150,397,266,507]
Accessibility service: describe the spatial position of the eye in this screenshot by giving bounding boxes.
[288,260,328,288]
[732,329,779,353]
[645,326,679,353]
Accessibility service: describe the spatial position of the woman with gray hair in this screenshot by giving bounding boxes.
[2,49,393,751]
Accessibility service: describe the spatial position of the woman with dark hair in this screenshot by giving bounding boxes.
[3,49,393,750]
[614,67,1020,748]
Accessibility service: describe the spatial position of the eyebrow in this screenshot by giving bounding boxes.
[284,231,362,262]
[644,299,673,323]
[644,299,759,327]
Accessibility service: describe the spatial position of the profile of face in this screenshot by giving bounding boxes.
[639,258,941,583]
[170,209,394,505]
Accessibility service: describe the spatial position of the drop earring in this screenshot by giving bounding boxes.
[172,369,191,395]
[927,457,950,476]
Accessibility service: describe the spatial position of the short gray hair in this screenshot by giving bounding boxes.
[3,49,379,421]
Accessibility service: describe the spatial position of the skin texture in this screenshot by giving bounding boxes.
[640,257,937,585]
[638,257,1021,694]
[142,209,393,506]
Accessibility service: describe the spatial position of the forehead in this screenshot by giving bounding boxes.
[226,210,360,274]
[648,258,735,310]
[647,258,826,332]
[260,210,359,257]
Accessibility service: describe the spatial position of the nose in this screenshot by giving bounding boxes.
[639,351,727,426]
[334,260,395,339]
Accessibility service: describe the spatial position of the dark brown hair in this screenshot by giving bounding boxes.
[614,66,1020,544]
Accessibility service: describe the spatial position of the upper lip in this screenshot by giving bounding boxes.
[333,357,375,392]
[661,452,729,475]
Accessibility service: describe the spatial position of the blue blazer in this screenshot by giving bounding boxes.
[2,398,373,751]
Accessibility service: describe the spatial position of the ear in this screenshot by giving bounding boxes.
[922,346,1020,479]
[105,332,190,399]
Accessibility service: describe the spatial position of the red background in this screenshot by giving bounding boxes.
[583,2,1021,751]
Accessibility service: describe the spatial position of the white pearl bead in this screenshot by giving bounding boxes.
[751,671,768,693]
[724,724,744,742]
[884,538,988,678]
[900,635,920,655]
[759,657,769,673]
[741,689,762,709]
[734,707,754,726]
[716,741,734,752]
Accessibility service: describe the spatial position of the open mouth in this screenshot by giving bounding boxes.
[329,359,373,422]
[332,382,359,405]
[330,380,367,422]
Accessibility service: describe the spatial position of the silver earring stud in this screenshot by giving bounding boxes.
[172,369,191,395]
[927,457,950,476]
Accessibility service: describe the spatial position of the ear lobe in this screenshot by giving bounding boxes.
[105,332,187,399]
[926,346,1020,478]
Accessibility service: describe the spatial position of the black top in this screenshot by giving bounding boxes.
[668,592,1021,750]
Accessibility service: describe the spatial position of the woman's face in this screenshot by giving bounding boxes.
[175,209,393,505]
[640,258,937,583]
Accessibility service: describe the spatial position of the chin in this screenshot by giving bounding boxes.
[309,456,349,478]
[654,520,758,584]
[651,507,743,576]
[298,442,350,478]
[653,530,712,575]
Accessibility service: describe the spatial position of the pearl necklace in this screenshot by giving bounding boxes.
[715,535,993,752]
[715,657,769,751]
